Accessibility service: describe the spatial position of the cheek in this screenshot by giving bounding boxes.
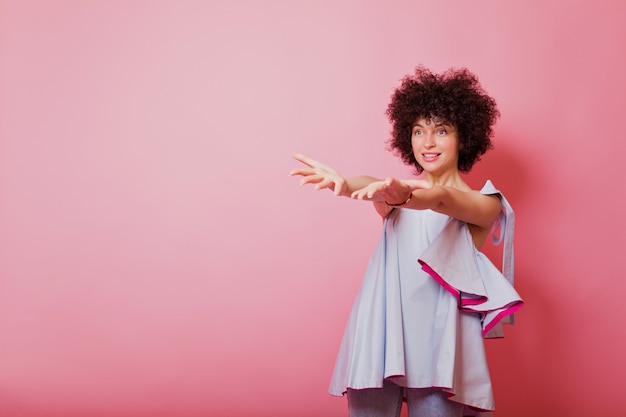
[411,141,421,157]
[444,137,460,152]
[410,136,421,150]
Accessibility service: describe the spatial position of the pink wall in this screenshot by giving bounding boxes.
[1,1,625,416]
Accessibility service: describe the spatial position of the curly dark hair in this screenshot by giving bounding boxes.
[386,66,500,174]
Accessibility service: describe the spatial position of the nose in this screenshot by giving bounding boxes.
[424,133,436,148]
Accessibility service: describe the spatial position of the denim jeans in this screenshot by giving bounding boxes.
[347,379,464,417]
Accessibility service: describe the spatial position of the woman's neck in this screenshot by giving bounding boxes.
[424,170,469,190]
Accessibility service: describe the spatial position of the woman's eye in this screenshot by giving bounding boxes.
[437,129,446,135]
[414,130,423,136]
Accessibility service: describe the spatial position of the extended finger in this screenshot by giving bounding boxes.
[300,175,324,186]
[292,153,319,167]
[314,178,335,190]
[293,153,331,171]
[351,182,380,200]
[289,167,317,176]
[351,188,367,200]
[368,181,392,198]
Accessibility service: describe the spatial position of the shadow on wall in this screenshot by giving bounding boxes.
[468,132,567,410]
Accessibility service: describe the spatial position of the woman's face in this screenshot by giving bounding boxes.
[411,118,459,176]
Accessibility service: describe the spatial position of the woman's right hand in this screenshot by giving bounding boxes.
[289,153,349,196]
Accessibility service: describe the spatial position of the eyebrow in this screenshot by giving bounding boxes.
[412,122,452,128]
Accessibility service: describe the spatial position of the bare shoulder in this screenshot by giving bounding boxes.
[434,186,502,230]
[465,190,502,248]
[469,188,502,217]
[470,188,501,204]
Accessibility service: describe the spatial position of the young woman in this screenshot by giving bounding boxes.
[290,67,523,417]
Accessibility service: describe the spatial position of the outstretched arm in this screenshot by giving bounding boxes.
[353,179,501,229]
[428,186,501,229]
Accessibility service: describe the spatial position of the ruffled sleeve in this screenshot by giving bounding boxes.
[417,181,523,338]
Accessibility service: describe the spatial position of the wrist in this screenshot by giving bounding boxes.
[386,192,412,207]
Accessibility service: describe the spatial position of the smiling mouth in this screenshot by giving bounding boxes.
[422,153,440,160]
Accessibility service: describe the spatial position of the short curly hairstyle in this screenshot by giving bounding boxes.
[386,66,500,174]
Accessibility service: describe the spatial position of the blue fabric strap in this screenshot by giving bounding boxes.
[481,180,516,327]
[491,192,515,325]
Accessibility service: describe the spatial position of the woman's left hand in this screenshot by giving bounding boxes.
[351,177,432,205]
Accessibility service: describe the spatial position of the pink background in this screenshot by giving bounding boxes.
[1,1,625,416]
